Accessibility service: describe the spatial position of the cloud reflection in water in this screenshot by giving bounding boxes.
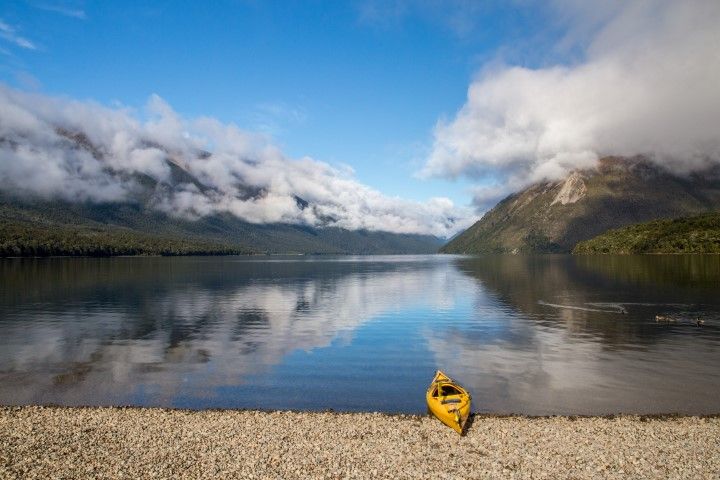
[0,255,718,413]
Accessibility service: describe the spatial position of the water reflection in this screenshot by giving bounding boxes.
[430,255,720,414]
[0,255,718,414]
[0,256,466,410]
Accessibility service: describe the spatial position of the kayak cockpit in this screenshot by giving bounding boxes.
[430,384,466,410]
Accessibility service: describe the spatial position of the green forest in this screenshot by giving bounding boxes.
[573,212,720,254]
[0,221,256,257]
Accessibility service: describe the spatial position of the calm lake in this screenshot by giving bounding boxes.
[1,255,719,415]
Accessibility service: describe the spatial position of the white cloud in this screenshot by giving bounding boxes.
[34,4,87,19]
[422,0,720,209]
[0,19,36,50]
[0,84,475,237]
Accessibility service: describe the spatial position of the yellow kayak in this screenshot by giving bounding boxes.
[426,370,471,434]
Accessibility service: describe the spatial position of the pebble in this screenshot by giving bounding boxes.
[0,407,718,479]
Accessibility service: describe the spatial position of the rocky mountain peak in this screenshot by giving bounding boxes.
[551,172,587,206]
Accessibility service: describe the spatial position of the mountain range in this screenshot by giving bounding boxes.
[0,128,442,256]
[4,125,719,257]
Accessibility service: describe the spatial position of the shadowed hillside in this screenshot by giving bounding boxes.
[0,194,443,256]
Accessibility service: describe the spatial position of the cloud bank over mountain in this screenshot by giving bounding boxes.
[422,0,720,209]
[0,85,475,237]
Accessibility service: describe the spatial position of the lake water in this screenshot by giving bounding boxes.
[1,255,719,415]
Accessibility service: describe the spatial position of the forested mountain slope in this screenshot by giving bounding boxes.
[442,157,720,254]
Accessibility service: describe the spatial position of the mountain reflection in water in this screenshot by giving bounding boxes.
[0,255,718,414]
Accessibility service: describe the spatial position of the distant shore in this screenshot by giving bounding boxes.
[1,406,718,479]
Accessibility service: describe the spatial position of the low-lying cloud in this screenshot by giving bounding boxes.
[0,85,475,237]
[422,0,720,209]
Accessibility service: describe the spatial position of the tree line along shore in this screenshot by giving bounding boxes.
[2,209,719,258]
[0,220,254,257]
[574,212,720,254]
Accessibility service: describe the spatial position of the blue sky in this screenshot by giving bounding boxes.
[0,0,557,208]
[5,1,713,225]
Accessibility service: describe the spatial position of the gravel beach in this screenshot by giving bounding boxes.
[1,406,718,479]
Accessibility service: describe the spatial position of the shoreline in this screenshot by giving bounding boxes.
[2,406,718,479]
[5,252,720,259]
[3,403,720,419]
